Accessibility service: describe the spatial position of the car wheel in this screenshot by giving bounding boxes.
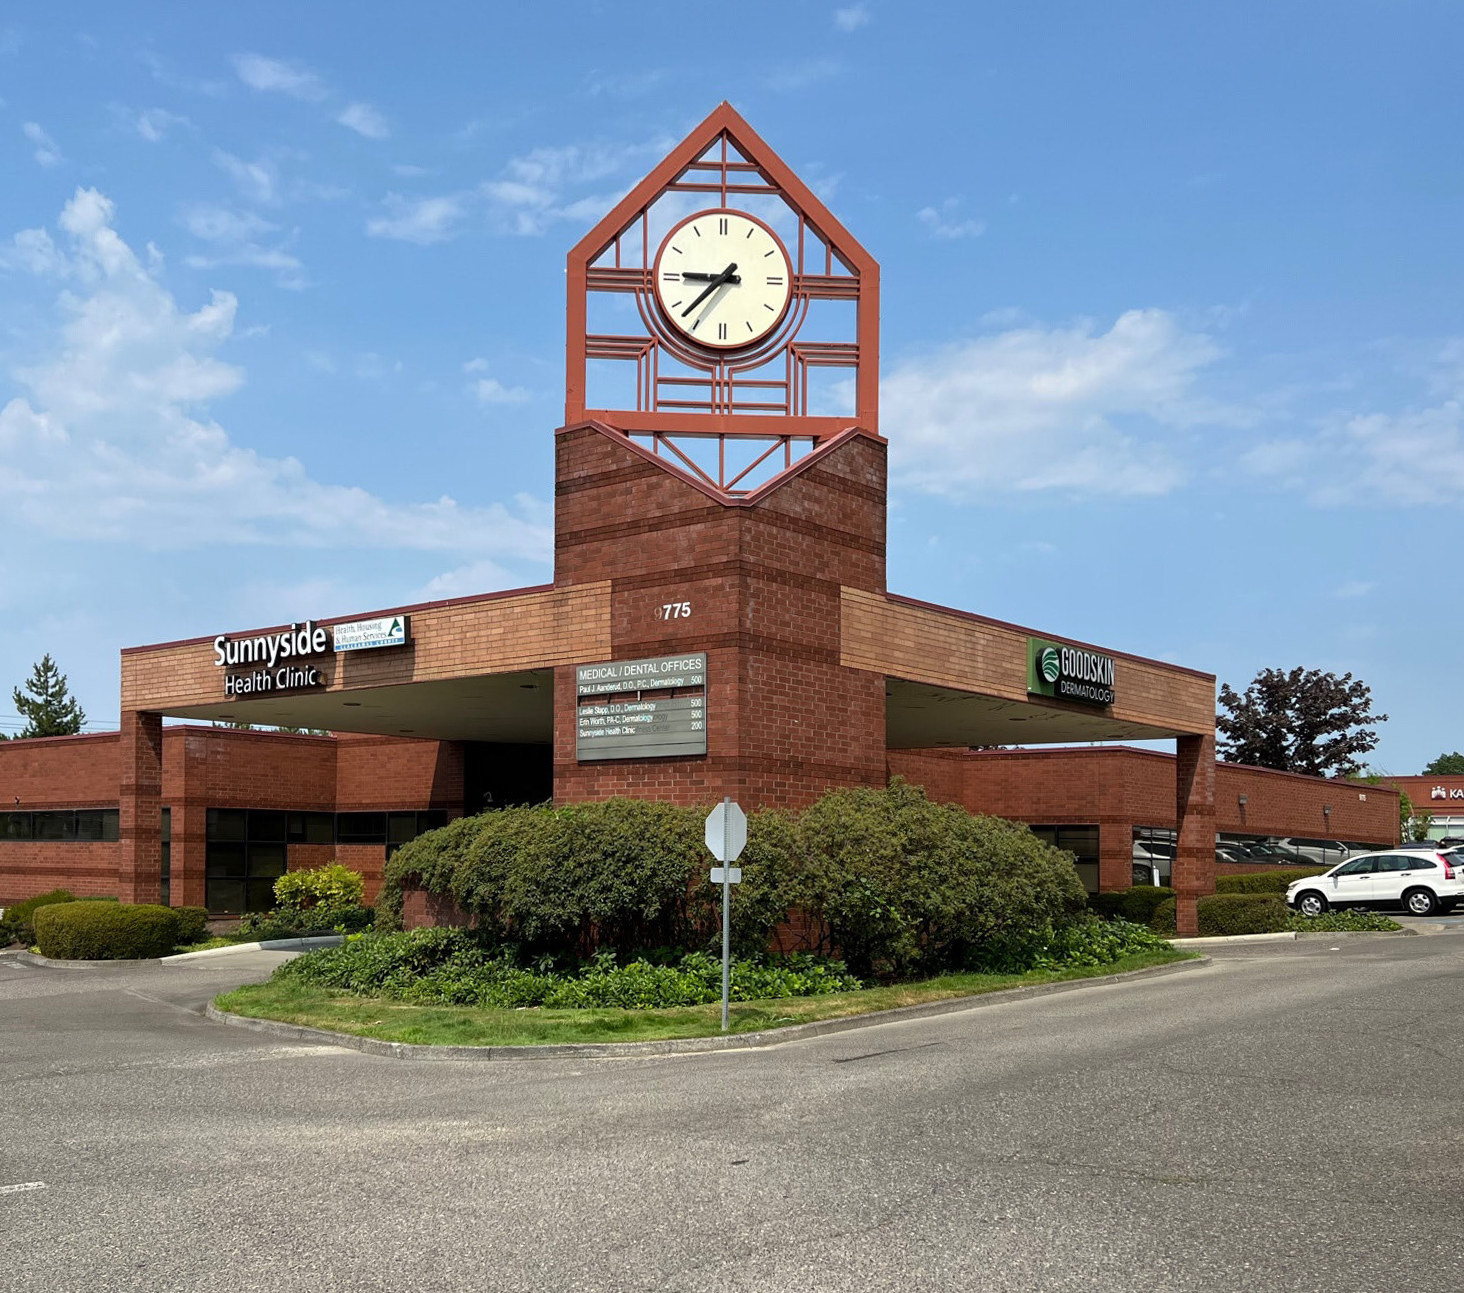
[1296,891,1328,917]
[1403,888,1439,917]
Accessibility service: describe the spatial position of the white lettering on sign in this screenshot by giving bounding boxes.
[214,622,329,669]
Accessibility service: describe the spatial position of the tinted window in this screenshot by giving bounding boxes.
[1405,857,1437,870]
[1334,857,1376,875]
[1375,856,1414,872]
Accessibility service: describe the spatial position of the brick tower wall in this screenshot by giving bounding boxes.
[552,425,889,810]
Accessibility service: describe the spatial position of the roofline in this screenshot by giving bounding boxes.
[956,745,1397,793]
[883,593,1216,683]
[120,582,556,657]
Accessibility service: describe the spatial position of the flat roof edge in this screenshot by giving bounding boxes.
[120,582,558,657]
[881,592,1216,683]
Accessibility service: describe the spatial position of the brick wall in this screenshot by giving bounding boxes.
[552,422,888,809]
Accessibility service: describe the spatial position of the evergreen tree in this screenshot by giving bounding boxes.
[12,654,87,738]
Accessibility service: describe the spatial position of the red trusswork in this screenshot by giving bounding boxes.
[564,101,880,499]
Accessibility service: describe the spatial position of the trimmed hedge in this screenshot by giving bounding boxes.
[34,902,180,960]
[1,889,76,946]
[1149,893,1290,937]
[1215,867,1327,894]
[379,782,1089,977]
[1090,886,1175,926]
[174,906,210,946]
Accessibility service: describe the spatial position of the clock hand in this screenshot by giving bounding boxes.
[681,262,737,318]
[678,271,742,284]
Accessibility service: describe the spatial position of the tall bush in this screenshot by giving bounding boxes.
[379,783,1087,976]
[1,888,76,946]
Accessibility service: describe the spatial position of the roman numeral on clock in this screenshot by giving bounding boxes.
[718,217,728,235]
[717,323,727,340]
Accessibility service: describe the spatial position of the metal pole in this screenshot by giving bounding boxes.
[721,795,731,1033]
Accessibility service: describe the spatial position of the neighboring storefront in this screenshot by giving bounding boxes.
[1384,775,1464,844]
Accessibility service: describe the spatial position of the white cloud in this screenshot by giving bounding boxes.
[472,377,531,405]
[834,5,871,32]
[129,106,189,142]
[23,121,62,167]
[1242,383,1464,507]
[213,150,280,205]
[232,53,327,101]
[178,204,304,287]
[885,309,1226,499]
[337,101,389,139]
[366,193,466,244]
[917,198,985,240]
[0,187,551,565]
[1334,580,1375,599]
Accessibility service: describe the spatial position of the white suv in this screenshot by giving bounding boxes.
[1287,849,1464,918]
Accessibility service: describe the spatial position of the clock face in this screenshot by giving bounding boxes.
[652,210,793,350]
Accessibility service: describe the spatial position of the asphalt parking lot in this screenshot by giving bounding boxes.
[4,933,1464,1292]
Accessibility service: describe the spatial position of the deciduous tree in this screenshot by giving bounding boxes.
[1422,751,1464,775]
[1217,667,1384,778]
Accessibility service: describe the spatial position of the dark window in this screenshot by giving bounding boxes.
[1031,825,1100,893]
[207,808,247,842]
[387,812,420,845]
[33,812,75,841]
[287,812,335,845]
[337,812,387,844]
[248,811,287,842]
[74,810,107,842]
[1,812,32,841]
[1405,857,1437,870]
[1334,857,1376,875]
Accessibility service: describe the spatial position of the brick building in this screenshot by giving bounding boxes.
[1,105,1392,936]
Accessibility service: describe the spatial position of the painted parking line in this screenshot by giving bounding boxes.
[0,1182,47,1196]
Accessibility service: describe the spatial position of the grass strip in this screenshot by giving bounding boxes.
[215,948,1192,1048]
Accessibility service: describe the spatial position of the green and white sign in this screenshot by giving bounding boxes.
[333,615,409,653]
[1027,637,1116,707]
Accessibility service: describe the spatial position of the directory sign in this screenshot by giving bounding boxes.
[575,653,707,761]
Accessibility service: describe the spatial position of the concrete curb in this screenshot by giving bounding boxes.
[1173,930,1416,949]
[16,935,343,970]
[164,936,344,962]
[205,955,1209,1062]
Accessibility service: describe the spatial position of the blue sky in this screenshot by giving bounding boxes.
[0,1,1458,773]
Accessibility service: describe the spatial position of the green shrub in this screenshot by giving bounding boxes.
[378,783,1087,976]
[786,782,1087,976]
[274,929,863,1010]
[1091,886,1175,925]
[173,906,210,945]
[1216,867,1327,894]
[1197,893,1289,936]
[1,889,78,946]
[274,863,365,910]
[1150,898,1177,935]
[1289,910,1401,932]
[965,917,1175,974]
[240,904,374,941]
[34,902,179,960]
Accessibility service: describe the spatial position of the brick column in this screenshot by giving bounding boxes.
[1174,732,1216,937]
[118,710,163,905]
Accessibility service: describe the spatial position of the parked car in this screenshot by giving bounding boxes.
[1243,841,1312,864]
[1287,849,1464,918]
[1272,837,1351,866]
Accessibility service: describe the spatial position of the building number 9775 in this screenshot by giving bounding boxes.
[657,602,692,621]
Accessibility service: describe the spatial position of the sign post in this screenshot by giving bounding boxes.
[705,798,747,1032]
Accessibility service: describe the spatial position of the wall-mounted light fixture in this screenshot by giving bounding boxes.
[1237,794,1247,808]
[1323,804,1332,819]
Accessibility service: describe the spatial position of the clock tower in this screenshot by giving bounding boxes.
[553,102,889,807]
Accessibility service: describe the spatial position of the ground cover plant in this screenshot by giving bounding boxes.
[221,935,1189,1048]
[1287,910,1401,932]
